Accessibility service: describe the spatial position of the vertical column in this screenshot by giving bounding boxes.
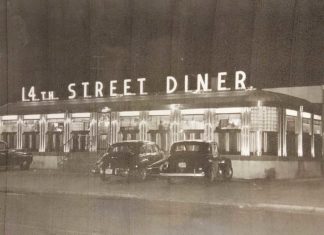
[0,117,2,140]
[110,112,119,144]
[139,111,148,141]
[204,110,213,141]
[256,103,263,157]
[63,112,71,153]
[277,108,283,157]
[225,133,230,152]
[38,114,46,152]
[322,86,324,158]
[263,132,268,153]
[282,109,287,157]
[297,106,303,157]
[310,114,315,158]
[105,113,111,148]
[240,107,250,156]
[256,130,262,157]
[170,109,181,145]
[277,108,287,157]
[17,115,23,149]
[89,112,98,152]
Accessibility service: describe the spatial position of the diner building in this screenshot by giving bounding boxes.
[0,88,323,178]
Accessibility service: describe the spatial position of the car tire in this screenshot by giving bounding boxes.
[20,161,30,170]
[223,166,233,181]
[207,163,218,183]
[137,168,147,181]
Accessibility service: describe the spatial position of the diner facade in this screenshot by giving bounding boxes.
[0,89,322,160]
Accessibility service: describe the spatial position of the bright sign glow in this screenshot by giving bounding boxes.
[214,107,242,114]
[2,115,18,121]
[181,109,206,115]
[148,110,171,116]
[314,115,322,120]
[71,113,91,118]
[302,112,311,119]
[24,114,41,120]
[21,71,247,102]
[47,113,65,119]
[119,111,140,117]
[286,109,298,117]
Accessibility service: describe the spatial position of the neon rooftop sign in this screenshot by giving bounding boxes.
[21,71,247,102]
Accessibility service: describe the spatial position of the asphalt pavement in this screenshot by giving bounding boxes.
[1,191,324,235]
[1,169,324,234]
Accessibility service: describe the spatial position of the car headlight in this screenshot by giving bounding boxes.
[160,161,169,171]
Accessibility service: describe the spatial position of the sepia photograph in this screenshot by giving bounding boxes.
[0,0,323,234]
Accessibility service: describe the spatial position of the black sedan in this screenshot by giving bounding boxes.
[0,141,33,170]
[160,140,233,182]
[99,141,165,181]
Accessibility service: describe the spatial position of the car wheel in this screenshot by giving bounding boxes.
[20,161,30,170]
[207,163,217,183]
[223,167,233,181]
[137,168,147,181]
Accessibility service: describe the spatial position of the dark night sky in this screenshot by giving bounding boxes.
[0,0,323,105]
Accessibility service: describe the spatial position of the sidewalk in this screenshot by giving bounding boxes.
[1,169,324,214]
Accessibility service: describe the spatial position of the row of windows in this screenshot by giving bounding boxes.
[0,109,322,157]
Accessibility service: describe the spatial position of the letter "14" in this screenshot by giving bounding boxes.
[22,86,39,101]
[22,87,58,101]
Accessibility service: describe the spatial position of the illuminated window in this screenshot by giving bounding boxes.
[251,107,278,132]
[119,114,140,141]
[314,120,321,135]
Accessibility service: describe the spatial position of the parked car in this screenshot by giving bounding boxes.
[160,140,233,182]
[99,141,165,181]
[90,152,107,175]
[0,141,33,170]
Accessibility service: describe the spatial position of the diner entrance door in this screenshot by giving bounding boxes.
[183,130,204,140]
[23,132,39,151]
[1,132,16,148]
[47,132,63,152]
[71,131,90,152]
[119,128,139,141]
[287,131,297,156]
[215,129,240,155]
[148,130,169,152]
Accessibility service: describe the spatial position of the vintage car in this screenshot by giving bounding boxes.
[0,141,33,170]
[160,140,233,182]
[99,141,165,181]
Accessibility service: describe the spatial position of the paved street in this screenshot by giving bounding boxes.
[1,170,324,234]
[2,191,324,235]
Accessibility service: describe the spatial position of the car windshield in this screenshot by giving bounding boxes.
[171,143,210,153]
[109,143,141,154]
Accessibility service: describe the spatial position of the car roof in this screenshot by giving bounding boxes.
[172,140,216,144]
[111,140,156,145]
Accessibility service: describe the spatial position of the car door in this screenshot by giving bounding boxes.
[138,144,150,167]
[0,142,8,167]
[152,144,163,162]
[148,144,157,163]
[145,144,156,165]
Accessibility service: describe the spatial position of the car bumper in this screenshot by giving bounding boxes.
[160,172,205,177]
[101,168,131,177]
